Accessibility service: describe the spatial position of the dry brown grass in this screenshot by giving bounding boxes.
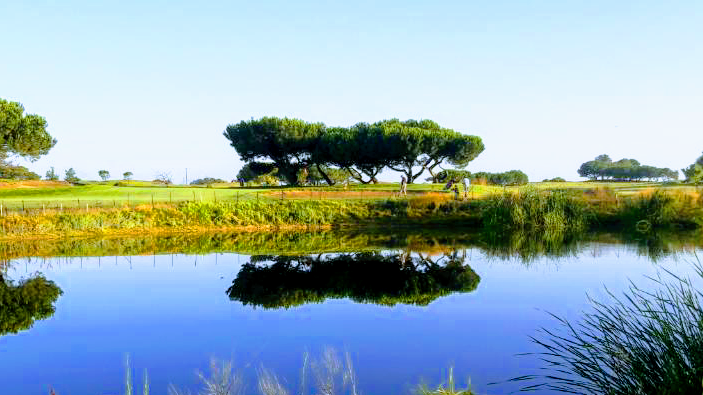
[407,192,454,208]
[265,190,405,199]
[0,180,70,189]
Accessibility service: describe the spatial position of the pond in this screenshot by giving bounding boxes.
[0,230,701,394]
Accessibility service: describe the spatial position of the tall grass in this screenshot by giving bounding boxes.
[511,257,703,393]
[480,189,589,234]
[0,188,699,238]
[598,189,703,230]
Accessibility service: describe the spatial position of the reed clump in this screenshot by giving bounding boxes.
[597,189,703,230]
[479,188,589,234]
[512,258,703,394]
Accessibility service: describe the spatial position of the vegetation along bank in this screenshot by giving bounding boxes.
[1,188,701,239]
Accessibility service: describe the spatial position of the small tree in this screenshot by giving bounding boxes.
[123,171,133,180]
[45,167,59,181]
[154,171,173,185]
[98,170,110,181]
[64,168,79,183]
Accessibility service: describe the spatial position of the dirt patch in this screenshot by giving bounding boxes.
[0,180,72,189]
[266,190,425,199]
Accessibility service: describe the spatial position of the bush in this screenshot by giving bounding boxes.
[0,164,41,180]
[471,170,528,186]
[542,177,566,182]
[190,177,227,185]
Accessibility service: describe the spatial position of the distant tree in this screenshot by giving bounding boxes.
[190,177,227,185]
[154,172,173,185]
[98,170,110,181]
[298,165,351,185]
[123,171,133,180]
[237,162,277,182]
[0,274,63,336]
[543,177,566,182]
[431,169,472,183]
[579,154,677,181]
[682,152,703,184]
[471,170,528,186]
[64,168,79,183]
[0,164,40,180]
[45,167,59,181]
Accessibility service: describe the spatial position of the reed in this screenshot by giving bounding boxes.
[510,257,703,393]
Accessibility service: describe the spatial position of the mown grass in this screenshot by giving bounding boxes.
[0,179,696,210]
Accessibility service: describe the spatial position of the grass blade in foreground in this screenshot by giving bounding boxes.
[510,256,703,394]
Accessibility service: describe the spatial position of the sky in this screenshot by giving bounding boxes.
[1,0,702,183]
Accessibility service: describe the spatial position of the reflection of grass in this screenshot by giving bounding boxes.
[1,228,701,263]
[512,258,703,393]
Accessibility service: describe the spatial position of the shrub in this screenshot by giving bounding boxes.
[190,177,227,185]
[542,177,566,182]
[0,163,41,180]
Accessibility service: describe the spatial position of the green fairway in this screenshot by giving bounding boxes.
[0,180,698,212]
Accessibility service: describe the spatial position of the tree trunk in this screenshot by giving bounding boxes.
[316,163,335,186]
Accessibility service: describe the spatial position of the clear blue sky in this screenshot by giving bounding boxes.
[1,0,702,182]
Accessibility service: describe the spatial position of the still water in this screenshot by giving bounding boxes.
[0,232,700,394]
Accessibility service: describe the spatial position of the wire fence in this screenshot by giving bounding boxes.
[0,189,447,216]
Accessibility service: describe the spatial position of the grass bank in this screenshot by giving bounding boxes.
[0,188,701,239]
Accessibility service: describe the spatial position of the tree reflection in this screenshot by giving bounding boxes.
[227,251,480,308]
[0,272,63,335]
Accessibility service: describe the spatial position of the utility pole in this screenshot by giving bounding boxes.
[185,168,188,185]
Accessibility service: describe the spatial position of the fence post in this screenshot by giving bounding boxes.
[281,190,284,200]
[214,191,217,202]
[86,203,89,212]
[151,194,154,207]
[256,192,259,201]
[0,203,3,216]
[236,191,239,204]
[170,192,172,204]
[193,190,196,201]
[22,200,25,212]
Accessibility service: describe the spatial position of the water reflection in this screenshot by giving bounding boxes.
[227,251,480,308]
[1,229,701,263]
[0,272,62,336]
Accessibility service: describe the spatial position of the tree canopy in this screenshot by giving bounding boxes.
[0,274,63,336]
[578,155,678,181]
[472,170,529,186]
[0,99,56,161]
[682,152,703,184]
[224,117,484,185]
